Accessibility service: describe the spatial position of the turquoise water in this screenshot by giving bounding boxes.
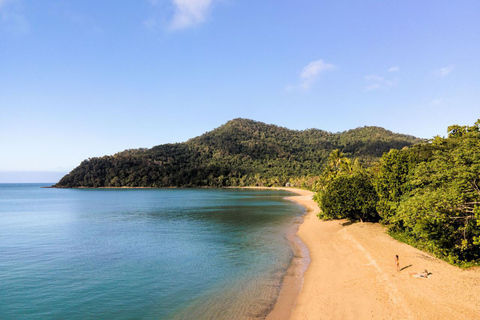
[0,184,305,319]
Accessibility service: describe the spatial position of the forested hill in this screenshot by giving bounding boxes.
[55,118,423,188]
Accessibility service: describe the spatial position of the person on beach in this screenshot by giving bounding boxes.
[410,269,430,278]
[395,255,400,272]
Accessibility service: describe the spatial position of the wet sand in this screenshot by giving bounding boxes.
[236,187,311,320]
[265,189,312,320]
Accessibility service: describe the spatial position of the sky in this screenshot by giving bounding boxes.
[0,0,479,181]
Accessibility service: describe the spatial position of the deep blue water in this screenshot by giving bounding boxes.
[0,184,305,319]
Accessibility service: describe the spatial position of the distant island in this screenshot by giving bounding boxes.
[55,118,422,188]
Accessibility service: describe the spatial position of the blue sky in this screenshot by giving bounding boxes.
[0,0,479,180]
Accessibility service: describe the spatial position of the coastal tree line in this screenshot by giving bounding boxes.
[315,120,480,266]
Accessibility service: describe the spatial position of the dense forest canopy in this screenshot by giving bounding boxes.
[315,119,480,265]
[55,118,422,188]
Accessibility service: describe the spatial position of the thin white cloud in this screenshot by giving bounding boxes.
[170,0,213,30]
[365,75,385,82]
[145,0,216,31]
[429,98,443,106]
[296,59,335,90]
[388,66,399,72]
[365,74,396,91]
[435,65,454,78]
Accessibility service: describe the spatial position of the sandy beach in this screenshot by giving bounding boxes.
[262,188,480,320]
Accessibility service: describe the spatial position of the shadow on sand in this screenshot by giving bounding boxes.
[400,264,413,272]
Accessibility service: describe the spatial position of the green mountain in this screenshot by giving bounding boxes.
[55,118,423,188]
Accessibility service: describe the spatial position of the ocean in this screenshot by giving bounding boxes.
[0,184,305,319]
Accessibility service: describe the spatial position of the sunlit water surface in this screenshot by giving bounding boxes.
[0,184,305,319]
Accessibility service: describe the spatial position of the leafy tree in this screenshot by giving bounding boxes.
[319,173,379,222]
[394,120,480,263]
[374,148,419,223]
[315,119,480,265]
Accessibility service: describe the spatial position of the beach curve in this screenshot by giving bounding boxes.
[254,187,480,320]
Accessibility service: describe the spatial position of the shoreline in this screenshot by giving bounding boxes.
[243,187,480,320]
[265,188,317,320]
[238,187,316,320]
[50,185,312,318]
[48,185,480,318]
[51,184,313,319]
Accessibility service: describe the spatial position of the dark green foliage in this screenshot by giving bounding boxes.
[313,119,480,265]
[56,119,421,188]
[319,173,379,222]
[374,120,480,265]
[392,121,480,264]
[336,126,423,165]
[374,148,419,223]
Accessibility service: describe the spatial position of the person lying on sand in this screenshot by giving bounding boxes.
[410,269,431,278]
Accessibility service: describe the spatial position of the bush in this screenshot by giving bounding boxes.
[319,174,379,222]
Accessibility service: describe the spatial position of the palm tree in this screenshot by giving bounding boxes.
[327,149,347,170]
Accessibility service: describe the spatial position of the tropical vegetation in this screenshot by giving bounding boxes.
[314,120,480,265]
[55,118,421,188]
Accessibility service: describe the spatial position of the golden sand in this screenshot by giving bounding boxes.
[257,188,480,320]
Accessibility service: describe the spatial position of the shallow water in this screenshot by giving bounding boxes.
[0,184,305,319]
